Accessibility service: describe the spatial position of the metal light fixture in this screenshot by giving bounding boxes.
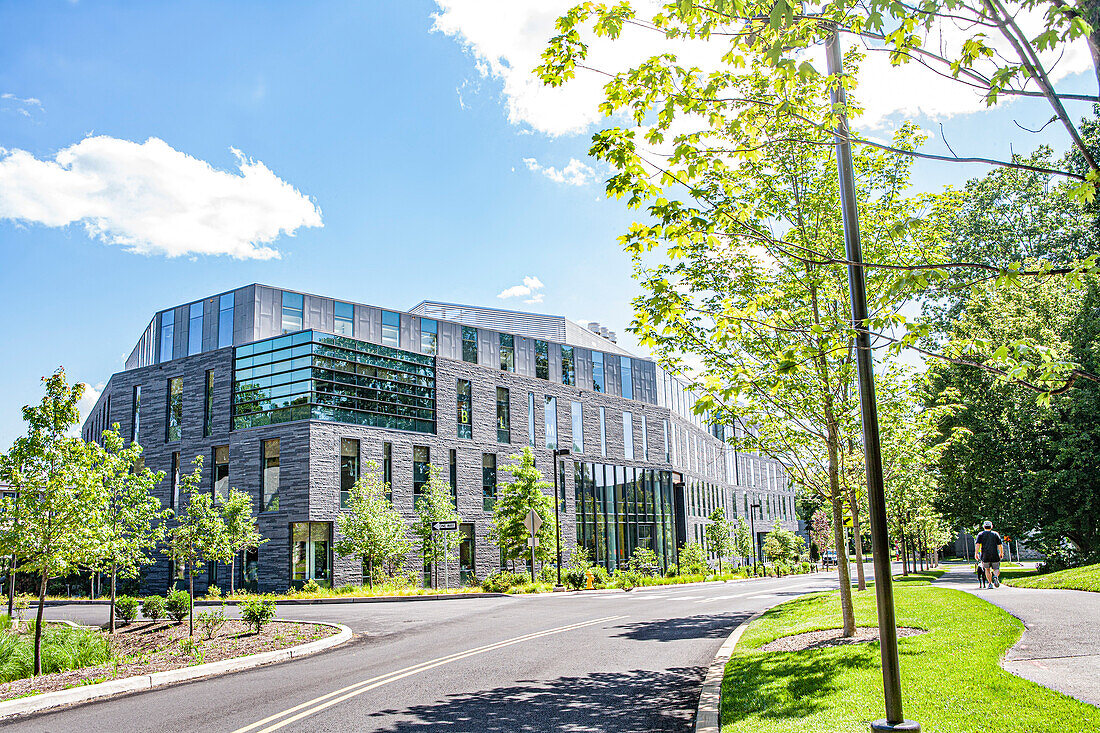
[750,501,761,576]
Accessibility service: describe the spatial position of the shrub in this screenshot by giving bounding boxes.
[301,578,321,594]
[141,595,165,623]
[240,597,276,633]
[538,565,558,584]
[588,565,610,588]
[205,584,222,599]
[165,590,191,624]
[114,595,138,625]
[664,563,678,578]
[481,571,530,593]
[197,606,227,640]
[611,569,641,591]
[628,547,659,577]
[564,567,587,591]
[335,584,357,595]
[178,636,205,664]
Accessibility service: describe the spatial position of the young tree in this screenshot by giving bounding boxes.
[810,509,834,561]
[166,456,228,635]
[763,520,807,571]
[0,369,105,674]
[87,425,167,633]
[704,508,733,575]
[490,447,555,579]
[412,464,461,588]
[677,541,708,575]
[732,517,754,569]
[334,460,409,586]
[220,488,266,596]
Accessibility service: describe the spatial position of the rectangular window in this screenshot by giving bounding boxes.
[413,445,429,503]
[561,345,575,386]
[449,449,458,509]
[291,522,331,586]
[663,419,670,462]
[381,311,400,348]
[620,357,633,400]
[340,438,360,508]
[383,442,392,501]
[482,453,497,511]
[170,452,180,509]
[130,385,141,444]
[599,406,607,457]
[188,302,203,356]
[497,387,511,444]
[159,310,174,363]
[535,340,549,380]
[281,292,303,333]
[623,412,634,460]
[527,392,536,447]
[262,438,280,511]
[592,352,604,393]
[500,333,514,371]
[213,446,230,503]
[218,292,234,348]
[166,377,182,442]
[544,396,557,449]
[641,414,649,460]
[334,301,354,337]
[456,379,472,439]
[462,326,478,363]
[420,318,437,355]
[571,401,584,454]
[203,370,215,437]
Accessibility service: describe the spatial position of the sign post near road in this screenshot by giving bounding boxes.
[523,509,542,582]
[430,520,459,589]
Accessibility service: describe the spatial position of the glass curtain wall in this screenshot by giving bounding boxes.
[574,463,675,571]
[218,293,234,348]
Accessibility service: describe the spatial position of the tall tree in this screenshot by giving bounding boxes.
[413,465,461,588]
[732,516,754,569]
[220,488,266,596]
[334,461,409,586]
[490,447,555,578]
[704,507,734,574]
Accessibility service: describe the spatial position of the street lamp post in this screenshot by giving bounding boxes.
[552,448,571,590]
[749,501,761,576]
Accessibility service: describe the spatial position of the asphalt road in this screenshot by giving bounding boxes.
[9,571,850,733]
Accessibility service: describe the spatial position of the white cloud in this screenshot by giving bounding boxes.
[72,381,104,438]
[498,275,545,303]
[0,136,322,259]
[522,156,595,186]
[1,93,44,119]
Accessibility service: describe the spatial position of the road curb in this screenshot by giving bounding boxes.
[0,619,352,721]
[693,607,767,733]
[41,592,507,608]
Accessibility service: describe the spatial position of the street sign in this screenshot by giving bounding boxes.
[527,537,540,548]
[843,516,853,528]
[523,509,542,534]
[431,520,458,531]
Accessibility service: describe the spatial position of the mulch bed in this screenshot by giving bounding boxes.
[760,626,926,652]
[0,619,337,702]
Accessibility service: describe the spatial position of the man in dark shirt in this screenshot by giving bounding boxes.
[976,520,1004,588]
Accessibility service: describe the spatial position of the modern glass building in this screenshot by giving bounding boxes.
[81,284,797,593]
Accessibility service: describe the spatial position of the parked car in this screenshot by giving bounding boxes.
[821,551,838,568]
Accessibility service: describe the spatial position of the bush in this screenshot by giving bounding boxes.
[165,590,191,624]
[628,547,659,577]
[481,571,530,593]
[611,569,641,591]
[538,565,558,584]
[588,565,610,588]
[141,595,165,623]
[197,606,227,640]
[0,626,110,683]
[114,595,138,624]
[205,584,222,599]
[564,567,588,590]
[334,584,357,595]
[301,578,321,594]
[240,597,276,633]
[664,563,678,578]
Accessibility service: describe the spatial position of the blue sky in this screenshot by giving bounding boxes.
[0,1,1094,446]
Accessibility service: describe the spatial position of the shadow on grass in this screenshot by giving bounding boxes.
[612,612,752,642]
[369,666,704,732]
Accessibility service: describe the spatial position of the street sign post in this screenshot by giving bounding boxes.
[432,520,458,532]
[429,520,459,588]
[524,509,542,581]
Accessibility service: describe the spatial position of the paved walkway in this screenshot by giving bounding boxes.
[937,563,1100,706]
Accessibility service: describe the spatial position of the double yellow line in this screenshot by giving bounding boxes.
[230,614,627,733]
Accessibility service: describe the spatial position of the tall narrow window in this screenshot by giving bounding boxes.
[592,352,604,393]
[663,419,670,462]
[420,318,437,355]
[203,370,215,437]
[496,387,511,444]
[213,446,230,503]
[262,439,280,511]
[130,385,141,444]
[383,442,392,501]
[340,438,360,508]
[561,345,575,386]
[456,379,472,439]
[535,340,549,380]
[188,302,203,355]
[449,449,458,509]
[159,310,174,363]
[170,452,180,509]
[413,446,429,503]
[281,292,303,333]
[335,301,354,336]
[571,401,584,454]
[641,414,649,460]
[623,411,635,460]
[620,357,633,399]
[462,326,478,363]
[381,311,400,348]
[218,292,234,348]
[544,396,557,449]
[482,453,497,511]
[166,377,182,442]
[599,406,607,457]
[499,333,514,371]
[527,392,536,447]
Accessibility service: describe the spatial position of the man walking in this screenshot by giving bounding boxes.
[976,521,1004,588]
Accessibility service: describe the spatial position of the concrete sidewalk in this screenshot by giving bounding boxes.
[936,563,1100,706]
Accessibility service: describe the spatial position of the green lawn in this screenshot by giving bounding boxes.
[1006,563,1100,592]
[720,584,1100,733]
[892,568,946,583]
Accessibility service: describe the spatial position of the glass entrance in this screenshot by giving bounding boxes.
[291,522,332,588]
[459,523,476,585]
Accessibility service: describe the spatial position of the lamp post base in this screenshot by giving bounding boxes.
[553,585,566,592]
[871,719,920,732]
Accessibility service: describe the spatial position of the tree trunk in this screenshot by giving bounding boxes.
[900,532,908,575]
[188,569,195,637]
[830,491,856,637]
[230,553,236,597]
[7,554,16,618]
[33,568,48,676]
[367,557,374,588]
[109,566,117,634]
[847,487,866,591]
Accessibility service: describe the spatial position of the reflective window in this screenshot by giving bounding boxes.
[497,387,510,444]
[166,377,182,442]
[663,419,670,462]
[203,370,215,437]
[592,352,604,393]
[213,446,230,503]
[571,401,584,454]
[381,311,400,348]
[383,442,392,502]
[535,340,549,380]
[218,293,234,348]
[159,310,174,363]
[462,326,478,363]
[188,302,203,356]
[599,406,607,457]
[641,414,649,460]
[482,453,497,511]
[620,357,633,399]
[420,319,437,355]
[499,333,514,371]
[335,301,354,337]
[561,345,575,386]
[457,379,472,439]
[130,385,141,444]
[527,392,536,447]
[449,449,458,509]
[413,445,429,504]
[170,452,180,509]
[291,522,331,586]
[544,396,557,449]
[340,438,359,508]
[623,412,634,460]
[262,439,280,511]
[282,292,304,334]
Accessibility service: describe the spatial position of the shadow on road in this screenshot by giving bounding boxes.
[369,666,705,732]
[611,612,752,642]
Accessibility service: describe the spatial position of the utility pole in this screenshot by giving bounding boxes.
[826,28,920,733]
[749,501,761,576]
